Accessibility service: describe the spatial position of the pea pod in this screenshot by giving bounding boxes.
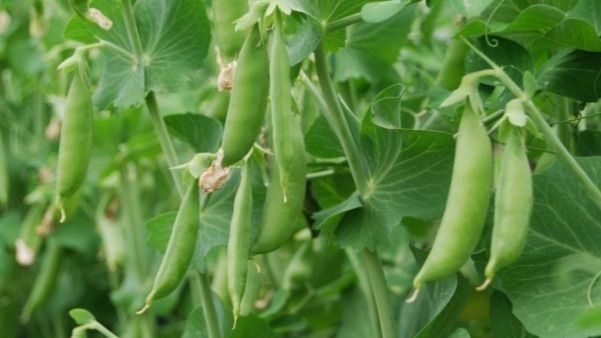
[240,261,260,316]
[139,180,199,312]
[56,70,93,217]
[412,103,492,294]
[212,0,247,61]
[21,241,62,322]
[220,26,269,166]
[227,160,252,322]
[251,112,306,254]
[480,126,532,289]
[269,15,295,198]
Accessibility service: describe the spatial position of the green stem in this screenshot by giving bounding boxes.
[326,13,362,32]
[462,37,601,211]
[120,0,144,59]
[558,97,573,152]
[194,271,222,338]
[313,45,370,195]
[145,91,184,196]
[362,249,394,338]
[98,40,137,63]
[92,322,120,338]
[345,249,381,337]
[118,163,147,279]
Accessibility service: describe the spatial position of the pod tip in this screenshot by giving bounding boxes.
[476,277,492,291]
[136,303,150,315]
[406,288,420,303]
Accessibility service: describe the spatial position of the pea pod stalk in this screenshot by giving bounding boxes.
[410,102,492,300]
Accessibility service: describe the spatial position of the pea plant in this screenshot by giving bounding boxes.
[2,0,601,337]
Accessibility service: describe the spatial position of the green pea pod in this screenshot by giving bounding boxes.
[227,160,252,322]
[481,126,532,287]
[412,103,492,292]
[21,241,62,322]
[211,246,229,304]
[139,180,200,312]
[240,261,260,317]
[269,15,295,199]
[15,203,46,266]
[212,0,248,61]
[221,26,269,166]
[0,131,8,208]
[56,71,93,216]
[251,113,306,254]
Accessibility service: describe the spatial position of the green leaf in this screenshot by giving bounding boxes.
[332,117,455,250]
[332,6,415,83]
[538,50,601,102]
[544,18,601,51]
[65,0,211,109]
[360,0,416,23]
[313,192,363,234]
[499,157,601,338]
[576,131,601,156]
[145,211,177,254]
[227,315,279,338]
[164,113,222,153]
[69,308,96,325]
[497,4,565,46]
[335,288,375,338]
[398,275,457,337]
[305,115,344,158]
[489,291,536,338]
[569,0,601,33]
[287,16,323,66]
[577,306,601,331]
[450,0,494,19]
[466,36,533,85]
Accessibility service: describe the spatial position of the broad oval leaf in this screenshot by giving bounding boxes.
[499,157,601,338]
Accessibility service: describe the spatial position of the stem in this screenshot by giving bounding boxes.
[345,249,381,337]
[120,0,144,58]
[525,100,601,210]
[326,13,363,32]
[313,45,370,195]
[557,97,573,152]
[92,322,120,338]
[194,271,222,338]
[98,40,137,63]
[145,92,184,196]
[362,249,394,338]
[118,163,147,279]
[461,37,601,211]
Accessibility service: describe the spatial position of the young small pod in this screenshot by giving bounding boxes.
[139,180,200,313]
[56,70,93,217]
[479,126,532,290]
[227,160,252,323]
[21,241,62,322]
[220,26,269,166]
[411,103,492,296]
[239,261,260,317]
[269,14,295,198]
[251,112,306,255]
